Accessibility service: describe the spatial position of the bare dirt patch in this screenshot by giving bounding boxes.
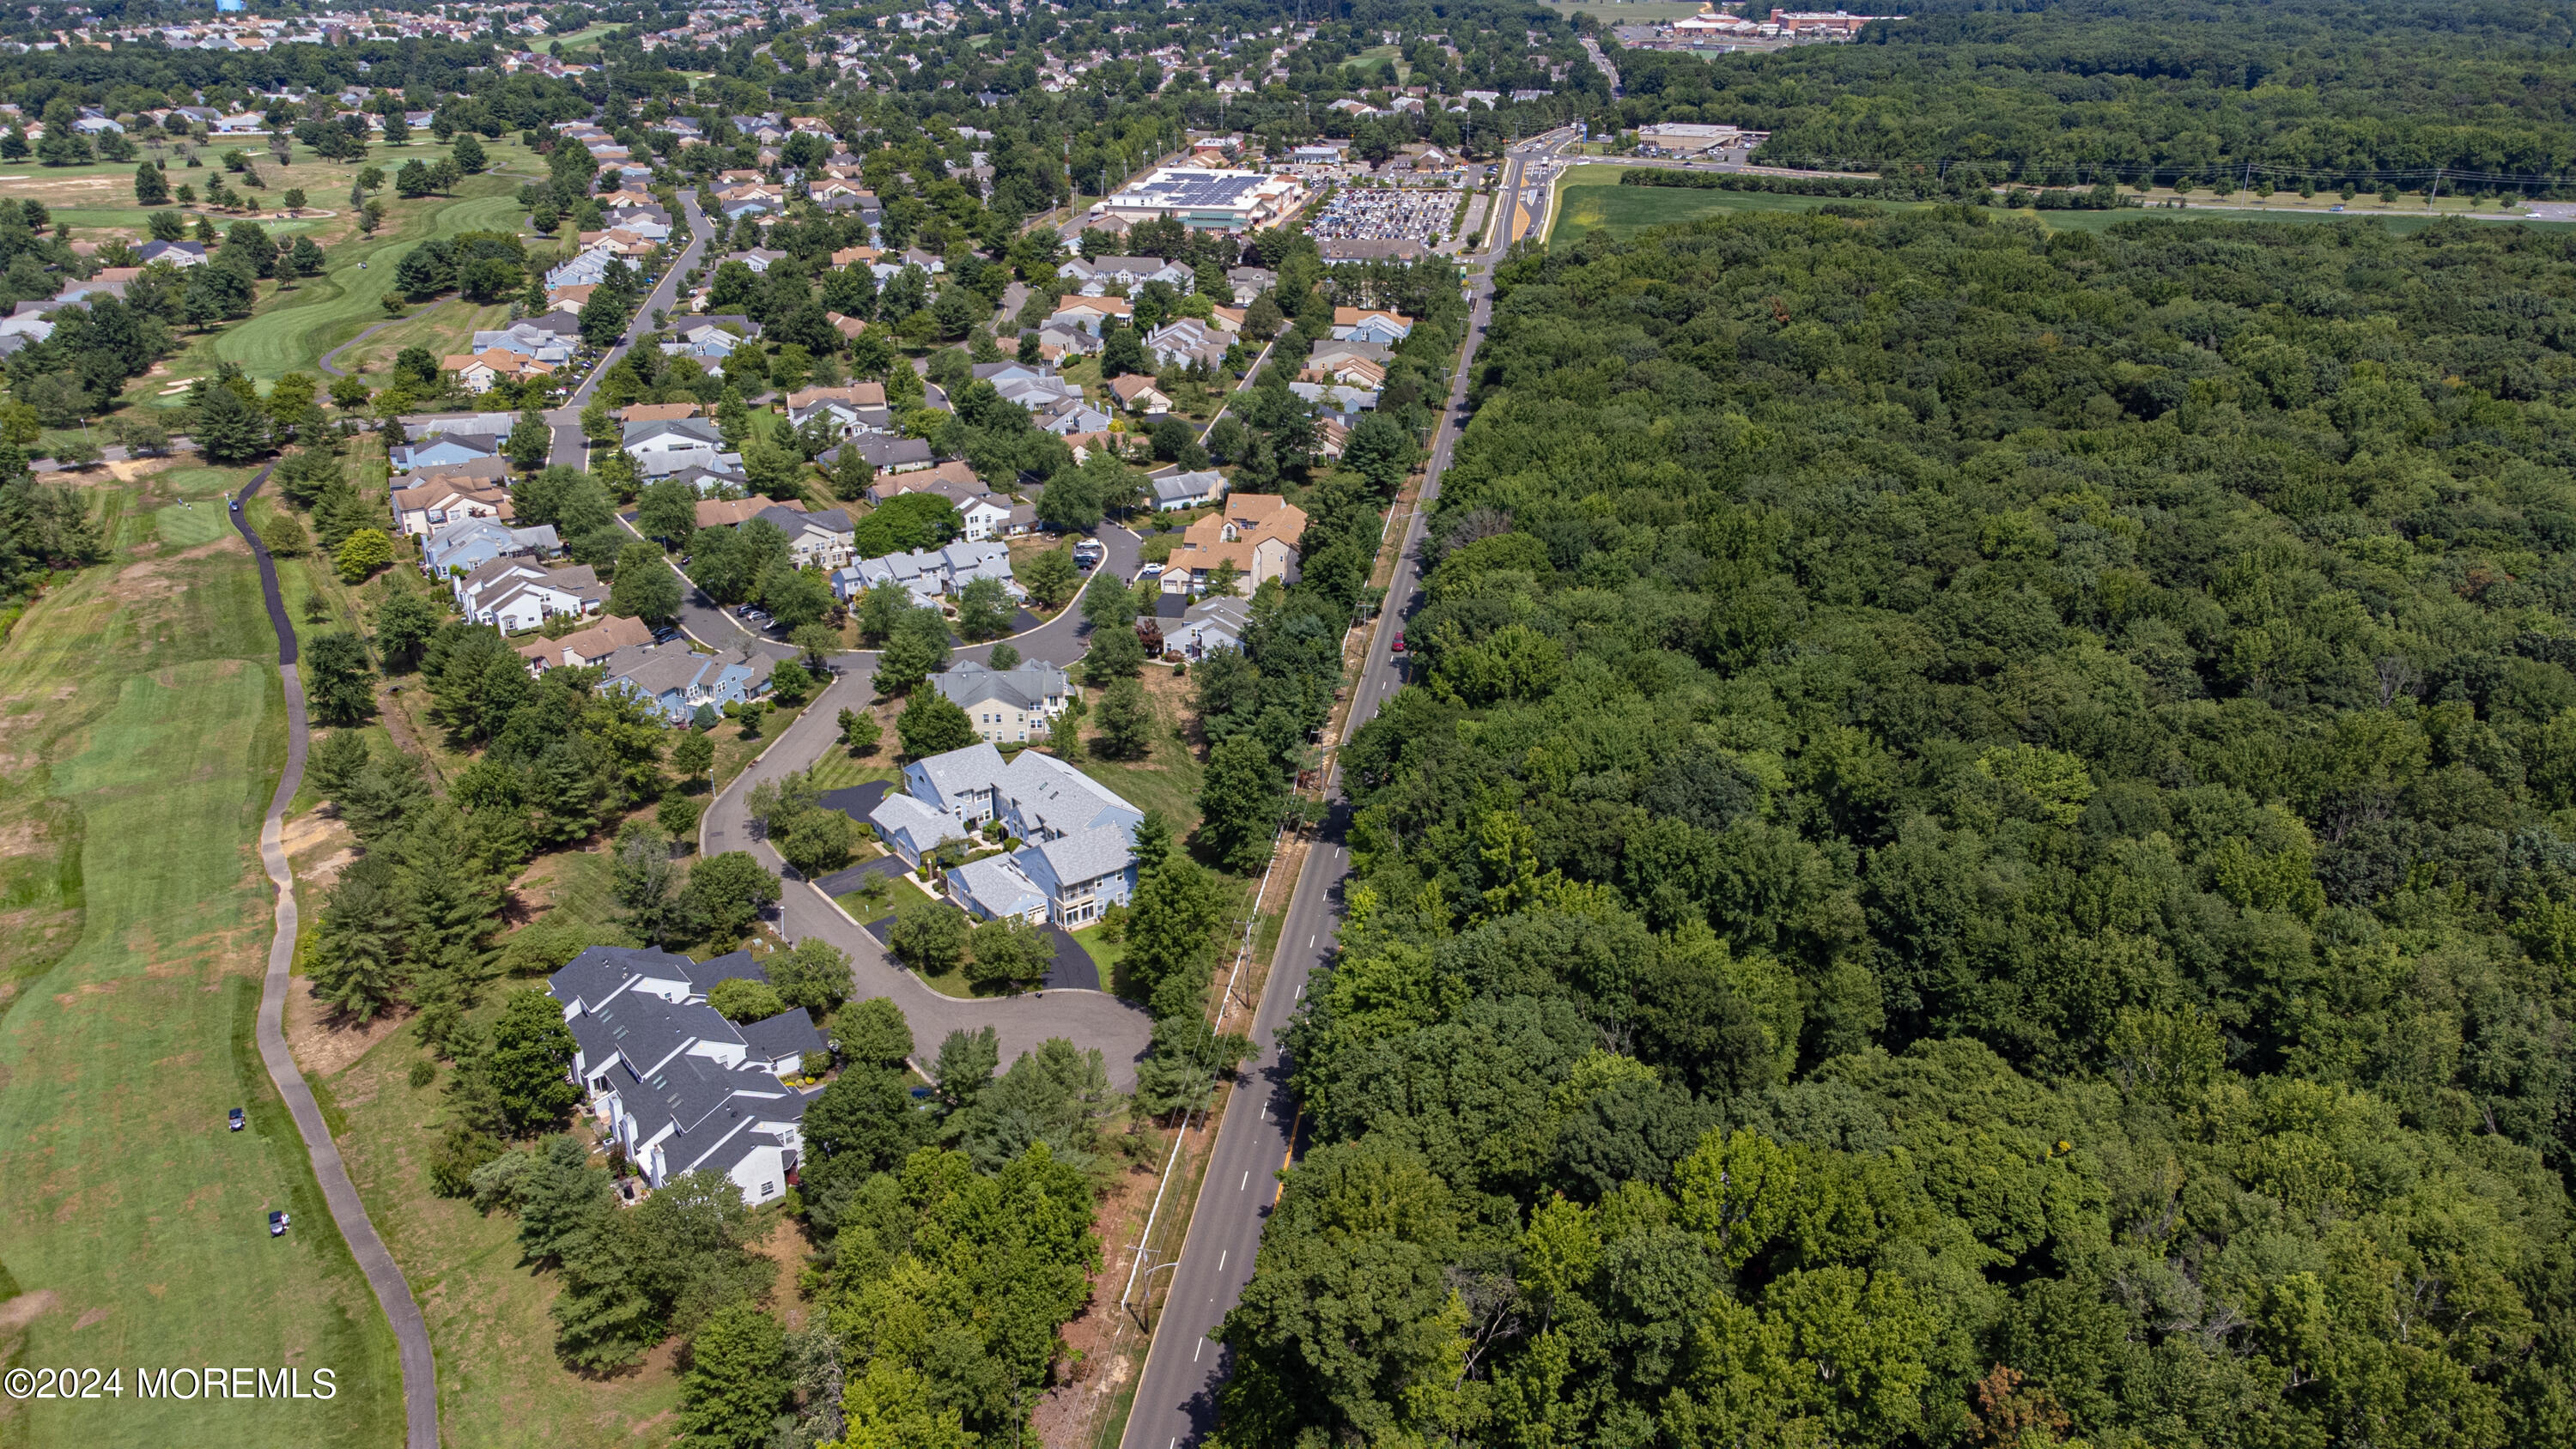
[286,976,412,1079]
[172,534,248,561]
[283,809,356,887]
[1031,1153,1169,1447]
[750,1216,817,1331]
[0,1288,60,1337]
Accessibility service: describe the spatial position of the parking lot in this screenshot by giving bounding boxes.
[1306,185,1462,247]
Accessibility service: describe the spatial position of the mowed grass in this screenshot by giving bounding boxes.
[1546,166,2576,246]
[0,464,404,1446]
[197,186,528,383]
[327,295,514,381]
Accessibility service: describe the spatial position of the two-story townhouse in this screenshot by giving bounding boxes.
[454,557,609,629]
[1330,306,1414,346]
[623,416,726,475]
[597,645,779,724]
[422,518,562,579]
[550,947,824,1204]
[392,477,513,539]
[754,504,856,570]
[933,659,1078,744]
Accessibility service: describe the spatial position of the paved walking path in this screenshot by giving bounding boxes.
[228,465,442,1449]
[316,300,445,379]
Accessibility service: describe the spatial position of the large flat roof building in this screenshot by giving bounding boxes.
[1092,167,1306,233]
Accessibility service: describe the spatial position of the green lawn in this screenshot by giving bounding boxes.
[194,186,526,383]
[329,994,684,1448]
[804,755,900,793]
[0,464,404,1446]
[1547,167,2576,246]
[1071,696,1206,838]
[714,700,815,790]
[1073,923,1128,983]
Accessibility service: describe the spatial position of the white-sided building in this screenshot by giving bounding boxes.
[549,946,826,1205]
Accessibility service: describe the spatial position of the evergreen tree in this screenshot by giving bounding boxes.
[303,628,377,726]
[679,1304,787,1449]
[486,988,581,1135]
[133,161,169,206]
[191,379,270,461]
[1092,676,1155,760]
[1196,736,1283,873]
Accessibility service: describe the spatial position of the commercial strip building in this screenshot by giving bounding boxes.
[1091,167,1307,233]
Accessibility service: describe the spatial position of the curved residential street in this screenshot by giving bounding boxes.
[699,642,1157,1086]
[230,466,443,1449]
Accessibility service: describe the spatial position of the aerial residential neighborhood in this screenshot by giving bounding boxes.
[9,1,2565,1449]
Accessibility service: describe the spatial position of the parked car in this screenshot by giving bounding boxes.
[1135,562,1164,581]
[268,1210,289,1237]
[228,1107,246,1131]
[651,627,679,644]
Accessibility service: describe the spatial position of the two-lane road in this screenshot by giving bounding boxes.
[1115,128,1565,1449]
[547,190,715,470]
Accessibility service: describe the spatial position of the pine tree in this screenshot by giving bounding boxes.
[133,161,169,207]
[1093,676,1155,760]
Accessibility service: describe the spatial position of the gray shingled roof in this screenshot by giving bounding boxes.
[738,1009,824,1063]
[935,660,1070,713]
[1022,823,1136,888]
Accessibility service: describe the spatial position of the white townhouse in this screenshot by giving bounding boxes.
[548,946,827,1205]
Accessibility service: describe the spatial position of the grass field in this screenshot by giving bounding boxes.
[328,990,685,1448]
[192,185,530,385]
[0,460,405,1446]
[1546,165,2576,246]
[321,296,515,381]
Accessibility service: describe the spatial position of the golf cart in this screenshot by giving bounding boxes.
[267,1210,290,1237]
[228,1107,246,1131]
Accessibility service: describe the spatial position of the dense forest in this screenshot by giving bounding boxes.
[1612,0,2576,193]
[1216,209,2576,1448]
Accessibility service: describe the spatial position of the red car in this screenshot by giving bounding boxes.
[1391,630,1406,654]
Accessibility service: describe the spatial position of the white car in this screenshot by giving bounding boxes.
[1134,562,1163,582]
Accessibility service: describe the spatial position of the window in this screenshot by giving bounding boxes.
[761,1181,778,1197]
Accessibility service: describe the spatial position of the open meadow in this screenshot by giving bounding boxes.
[0,458,404,1447]
[1546,164,2576,246]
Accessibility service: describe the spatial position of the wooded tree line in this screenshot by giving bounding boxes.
[1610,0,2576,193]
[1213,209,2576,1448]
